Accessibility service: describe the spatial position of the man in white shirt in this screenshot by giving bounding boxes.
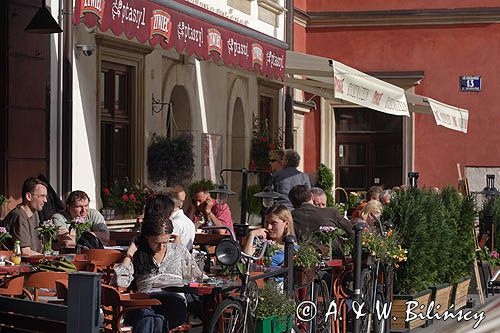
[166,189,196,251]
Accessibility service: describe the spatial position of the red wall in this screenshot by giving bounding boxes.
[303,95,321,174]
[305,0,500,11]
[303,23,500,188]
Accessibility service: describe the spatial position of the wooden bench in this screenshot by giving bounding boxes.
[0,295,67,332]
[106,218,137,231]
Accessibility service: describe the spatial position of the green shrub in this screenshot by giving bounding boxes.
[383,187,477,294]
[315,163,334,207]
[255,281,295,320]
[188,179,216,198]
[244,184,263,216]
[147,133,194,186]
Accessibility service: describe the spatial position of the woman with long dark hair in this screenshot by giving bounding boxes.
[114,196,201,331]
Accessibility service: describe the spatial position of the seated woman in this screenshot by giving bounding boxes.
[358,200,384,232]
[244,204,295,267]
[114,211,201,332]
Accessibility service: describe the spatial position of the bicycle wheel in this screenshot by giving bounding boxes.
[207,299,251,333]
[373,291,387,333]
[359,268,373,333]
[313,278,332,333]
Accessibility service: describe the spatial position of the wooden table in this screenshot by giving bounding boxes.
[0,264,32,275]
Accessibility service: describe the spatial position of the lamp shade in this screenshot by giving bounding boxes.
[253,186,284,199]
[25,5,62,34]
[209,184,236,196]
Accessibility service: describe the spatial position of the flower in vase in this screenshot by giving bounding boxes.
[35,219,59,254]
[69,216,91,241]
[0,227,12,248]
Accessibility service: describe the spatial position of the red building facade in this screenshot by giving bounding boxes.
[295,0,500,189]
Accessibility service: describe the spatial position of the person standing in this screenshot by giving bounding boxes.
[273,149,311,209]
[3,177,48,255]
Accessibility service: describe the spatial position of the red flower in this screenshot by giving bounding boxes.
[102,188,110,196]
[268,143,276,150]
[122,194,129,202]
[249,160,256,169]
[129,194,137,202]
[259,137,267,143]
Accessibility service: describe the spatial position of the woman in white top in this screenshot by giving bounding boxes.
[115,201,201,331]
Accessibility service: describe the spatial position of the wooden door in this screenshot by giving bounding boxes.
[335,108,403,201]
[100,62,132,187]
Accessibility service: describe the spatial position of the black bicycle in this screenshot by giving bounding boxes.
[205,227,267,333]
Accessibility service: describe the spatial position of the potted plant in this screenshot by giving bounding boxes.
[315,163,335,207]
[35,219,59,255]
[102,179,152,219]
[293,243,321,286]
[254,281,295,333]
[147,133,195,186]
[0,227,12,250]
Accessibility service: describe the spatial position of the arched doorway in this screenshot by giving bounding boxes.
[229,97,245,222]
[168,85,191,138]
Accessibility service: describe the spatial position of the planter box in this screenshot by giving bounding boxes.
[294,267,315,286]
[451,277,471,310]
[392,289,432,330]
[427,283,453,326]
[255,315,292,333]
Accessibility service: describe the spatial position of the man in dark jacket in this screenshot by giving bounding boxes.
[273,149,311,209]
[289,185,352,257]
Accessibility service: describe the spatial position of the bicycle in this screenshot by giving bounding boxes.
[357,215,394,333]
[294,262,333,333]
[205,226,268,333]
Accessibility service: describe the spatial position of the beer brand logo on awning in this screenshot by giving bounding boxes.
[372,91,383,106]
[207,28,222,55]
[334,76,344,94]
[251,43,263,67]
[81,0,105,21]
[151,10,172,43]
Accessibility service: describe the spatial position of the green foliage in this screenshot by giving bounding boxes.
[188,179,216,198]
[383,187,477,294]
[293,243,321,268]
[102,179,152,216]
[244,184,263,216]
[147,133,195,186]
[315,164,334,207]
[255,281,295,320]
[0,194,7,207]
[479,196,500,253]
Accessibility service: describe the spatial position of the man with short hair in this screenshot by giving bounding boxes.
[3,177,47,255]
[187,185,234,235]
[311,187,328,208]
[289,185,352,257]
[165,188,196,250]
[273,149,311,209]
[52,190,110,246]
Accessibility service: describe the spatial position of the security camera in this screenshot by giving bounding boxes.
[75,44,96,58]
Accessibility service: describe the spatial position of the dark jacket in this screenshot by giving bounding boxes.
[273,167,311,209]
[292,202,353,257]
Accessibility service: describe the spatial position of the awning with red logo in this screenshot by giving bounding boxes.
[74,0,286,80]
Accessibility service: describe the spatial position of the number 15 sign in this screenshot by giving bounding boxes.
[460,76,481,92]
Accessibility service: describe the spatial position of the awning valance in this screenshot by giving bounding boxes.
[406,92,469,133]
[286,51,469,133]
[285,50,410,117]
[74,0,286,80]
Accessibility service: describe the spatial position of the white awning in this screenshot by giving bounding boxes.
[285,50,410,117]
[406,92,469,133]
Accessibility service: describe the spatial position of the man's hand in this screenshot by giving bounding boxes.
[204,197,215,215]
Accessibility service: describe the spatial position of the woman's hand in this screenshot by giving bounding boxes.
[249,228,268,241]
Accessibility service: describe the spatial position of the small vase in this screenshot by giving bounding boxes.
[42,238,53,255]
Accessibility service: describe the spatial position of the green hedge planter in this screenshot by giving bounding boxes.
[451,277,471,310]
[255,315,293,333]
[392,289,432,331]
[428,283,453,325]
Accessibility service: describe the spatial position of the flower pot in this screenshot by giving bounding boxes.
[392,289,432,330]
[428,283,453,325]
[451,277,471,310]
[255,315,292,333]
[294,267,316,286]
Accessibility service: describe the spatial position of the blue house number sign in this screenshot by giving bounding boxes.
[460,76,481,92]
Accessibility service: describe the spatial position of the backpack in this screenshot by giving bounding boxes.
[76,231,104,252]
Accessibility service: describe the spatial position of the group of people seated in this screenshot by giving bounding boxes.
[0,149,395,332]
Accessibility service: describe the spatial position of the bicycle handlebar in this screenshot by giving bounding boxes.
[201,226,236,240]
[242,241,268,262]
